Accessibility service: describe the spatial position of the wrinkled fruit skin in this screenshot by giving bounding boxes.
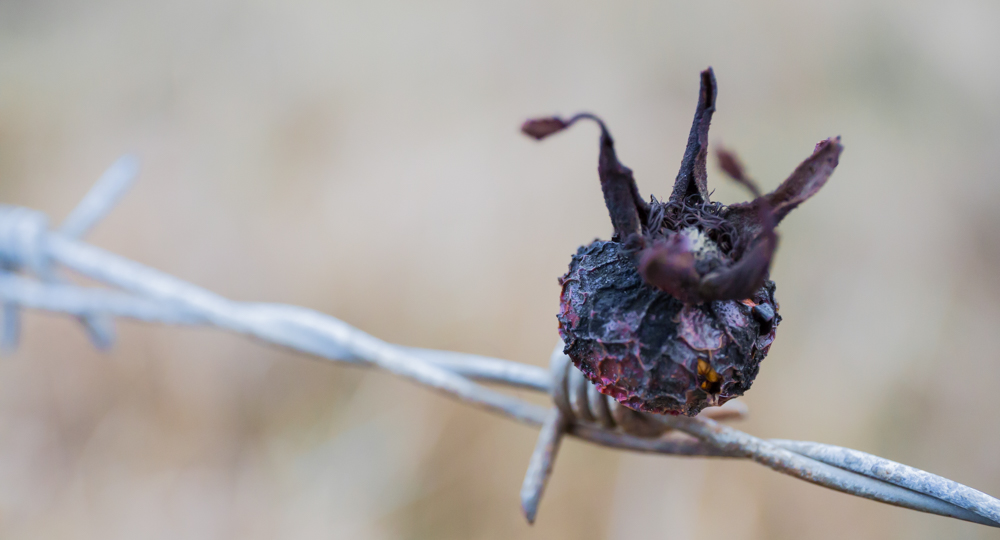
[558,240,780,416]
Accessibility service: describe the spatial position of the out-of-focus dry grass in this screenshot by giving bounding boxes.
[1,1,999,538]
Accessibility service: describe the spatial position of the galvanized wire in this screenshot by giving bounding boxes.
[1,157,999,528]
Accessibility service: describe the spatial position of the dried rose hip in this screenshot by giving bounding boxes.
[524,68,842,416]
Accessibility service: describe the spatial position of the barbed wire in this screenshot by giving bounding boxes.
[1,157,998,528]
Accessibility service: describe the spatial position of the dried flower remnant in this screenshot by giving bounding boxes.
[523,68,842,416]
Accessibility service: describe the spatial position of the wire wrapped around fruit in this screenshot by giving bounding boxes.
[523,68,842,416]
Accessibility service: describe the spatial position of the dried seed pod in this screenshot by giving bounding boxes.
[525,68,842,416]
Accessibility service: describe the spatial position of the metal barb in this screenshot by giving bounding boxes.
[0,156,998,530]
[520,408,568,524]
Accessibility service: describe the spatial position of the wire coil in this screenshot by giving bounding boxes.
[549,344,746,438]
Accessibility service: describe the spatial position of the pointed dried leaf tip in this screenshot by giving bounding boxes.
[671,68,717,203]
[766,137,842,223]
[522,113,648,241]
[724,137,843,236]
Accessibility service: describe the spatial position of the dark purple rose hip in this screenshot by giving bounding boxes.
[524,68,842,416]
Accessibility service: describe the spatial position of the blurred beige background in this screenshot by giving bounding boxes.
[1,0,999,538]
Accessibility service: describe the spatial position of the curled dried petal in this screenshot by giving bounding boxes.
[766,137,842,223]
[698,232,777,301]
[637,235,701,304]
[597,129,646,240]
[726,137,843,235]
[522,113,649,241]
[521,117,569,140]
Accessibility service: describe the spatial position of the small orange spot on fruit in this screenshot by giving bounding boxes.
[697,358,722,393]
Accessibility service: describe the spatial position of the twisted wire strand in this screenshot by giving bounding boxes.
[520,345,747,522]
[0,156,998,529]
[0,204,114,349]
[522,348,1000,527]
[550,345,747,437]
